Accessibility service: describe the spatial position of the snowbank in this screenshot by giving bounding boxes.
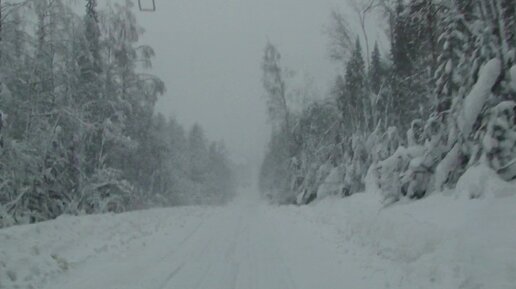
[2,185,515,289]
[456,163,516,199]
[293,188,516,289]
[0,207,206,289]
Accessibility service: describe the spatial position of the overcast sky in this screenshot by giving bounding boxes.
[115,0,385,166]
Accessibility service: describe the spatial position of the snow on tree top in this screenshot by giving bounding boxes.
[458,58,501,137]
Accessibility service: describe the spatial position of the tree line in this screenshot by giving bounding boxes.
[259,0,516,204]
[0,0,235,227]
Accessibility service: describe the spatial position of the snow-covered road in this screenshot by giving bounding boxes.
[37,195,354,289]
[2,189,516,289]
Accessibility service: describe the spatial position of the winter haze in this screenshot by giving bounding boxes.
[126,0,383,164]
[1,0,515,289]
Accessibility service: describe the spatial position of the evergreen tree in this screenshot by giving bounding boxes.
[369,42,384,95]
[434,2,464,113]
[388,0,430,131]
[188,123,208,184]
[368,42,388,127]
[501,0,515,51]
[341,37,368,131]
[83,0,101,78]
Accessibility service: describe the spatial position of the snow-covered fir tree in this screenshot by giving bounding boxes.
[259,0,516,205]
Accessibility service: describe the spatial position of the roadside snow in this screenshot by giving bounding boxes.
[458,58,501,137]
[456,163,516,199]
[0,207,207,289]
[1,187,515,289]
[299,191,516,289]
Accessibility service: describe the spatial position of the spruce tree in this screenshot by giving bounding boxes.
[368,42,384,95]
[342,37,367,131]
[501,0,515,50]
[434,3,464,113]
[368,42,388,127]
[83,0,101,77]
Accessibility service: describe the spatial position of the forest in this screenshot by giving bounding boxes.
[1,0,515,227]
[1,1,515,288]
[259,0,516,205]
[0,0,235,228]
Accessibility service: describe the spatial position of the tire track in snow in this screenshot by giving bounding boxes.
[157,208,237,289]
[155,262,186,289]
[157,210,209,263]
[191,239,219,289]
[192,209,243,289]
[148,211,210,289]
[155,211,216,289]
[264,207,298,289]
[226,209,246,289]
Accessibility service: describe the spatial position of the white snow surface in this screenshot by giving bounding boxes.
[510,65,516,91]
[1,188,516,289]
[456,163,516,199]
[316,166,344,199]
[458,58,501,137]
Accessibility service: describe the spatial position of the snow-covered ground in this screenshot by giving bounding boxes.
[1,189,515,289]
